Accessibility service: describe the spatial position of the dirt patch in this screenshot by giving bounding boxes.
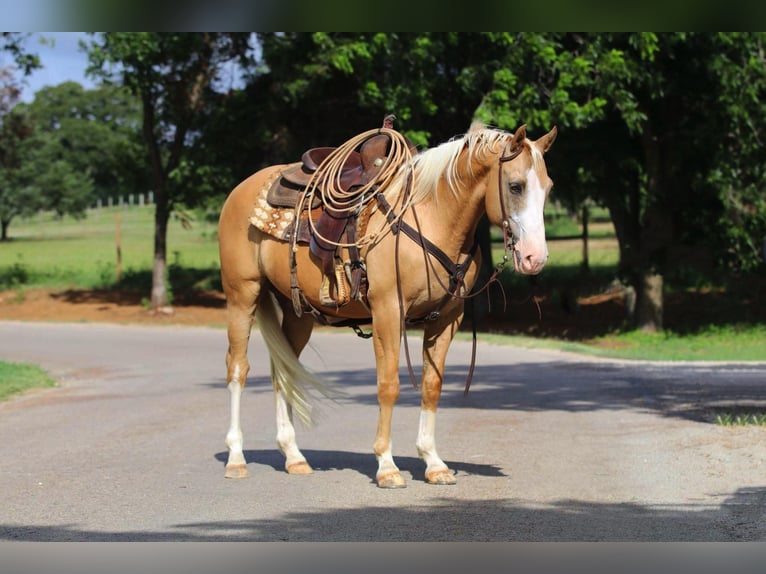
[1,285,622,337]
[0,288,227,327]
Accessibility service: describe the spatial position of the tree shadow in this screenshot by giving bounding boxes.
[51,285,225,309]
[2,486,764,541]
[220,358,766,426]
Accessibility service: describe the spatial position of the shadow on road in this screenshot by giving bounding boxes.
[211,448,507,484]
[2,486,764,541]
[220,359,766,425]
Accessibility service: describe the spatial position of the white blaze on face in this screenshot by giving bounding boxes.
[512,165,548,274]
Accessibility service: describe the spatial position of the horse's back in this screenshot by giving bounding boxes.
[220,165,284,232]
[219,164,285,289]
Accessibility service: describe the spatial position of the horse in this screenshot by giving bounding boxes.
[217,121,557,488]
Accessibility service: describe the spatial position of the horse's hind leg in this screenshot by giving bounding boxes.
[417,308,463,485]
[223,284,260,478]
[274,304,315,475]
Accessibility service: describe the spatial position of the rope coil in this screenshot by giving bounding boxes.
[291,128,416,251]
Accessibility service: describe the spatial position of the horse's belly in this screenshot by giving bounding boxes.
[259,238,372,321]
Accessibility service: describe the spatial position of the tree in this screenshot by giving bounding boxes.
[27,81,147,203]
[86,32,252,309]
[0,101,36,241]
[1,33,41,76]
[2,38,93,240]
[0,67,35,241]
[537,33,766,331]
[17,129,95,220]
[706,33,766,274]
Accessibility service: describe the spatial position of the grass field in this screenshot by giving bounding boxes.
[0,206,220,291]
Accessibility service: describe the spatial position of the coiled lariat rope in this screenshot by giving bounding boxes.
[290,127,416,253]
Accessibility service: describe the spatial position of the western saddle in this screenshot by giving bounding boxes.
[265,115,416,319]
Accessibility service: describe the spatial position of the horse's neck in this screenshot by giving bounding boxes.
[414,164,491,256]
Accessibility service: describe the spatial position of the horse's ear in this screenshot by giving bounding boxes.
[510,124,527,153]
[534,125,558,154]
[468,120,486,134]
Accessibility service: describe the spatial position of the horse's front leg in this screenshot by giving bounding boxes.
[371,311,406,488]
[417,305,464,485]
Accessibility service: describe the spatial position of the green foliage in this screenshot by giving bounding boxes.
[0,258,28,288]
[2,79,146,239]
[0,97,40,239]
[25,82,147,203]
[705,33,766,272]
[0,33,42,76]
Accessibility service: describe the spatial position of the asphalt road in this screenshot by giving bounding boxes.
[1,320,765,542]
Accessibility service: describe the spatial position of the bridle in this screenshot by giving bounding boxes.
[497,138,525,272]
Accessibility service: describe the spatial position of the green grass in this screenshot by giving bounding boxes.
[0,206,220,291]
[715,411,766,426]
[588,325,766,361]
[464,324,766,362]
[0,360,57,401]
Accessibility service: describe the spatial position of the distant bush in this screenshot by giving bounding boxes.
[0,261,29,289]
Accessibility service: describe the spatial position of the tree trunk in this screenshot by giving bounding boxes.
[1,219,9,241]
[141,90,171,311]
[150,192,170,309]
[634,269,663,332]
[630,121,669,333]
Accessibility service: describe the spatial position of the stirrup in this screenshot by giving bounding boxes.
[318,264,350,308]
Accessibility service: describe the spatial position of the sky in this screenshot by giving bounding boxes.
[12,32,96,102]
[7,32,249,103]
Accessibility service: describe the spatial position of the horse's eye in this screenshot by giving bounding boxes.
[508,182,523,195]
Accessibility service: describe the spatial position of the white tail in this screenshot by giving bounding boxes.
[254,290,334,425]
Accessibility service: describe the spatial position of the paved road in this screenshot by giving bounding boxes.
[1,320,765,541]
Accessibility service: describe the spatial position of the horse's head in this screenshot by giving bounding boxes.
[487,124,557,275]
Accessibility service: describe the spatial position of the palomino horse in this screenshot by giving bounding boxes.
[218,121,557,488]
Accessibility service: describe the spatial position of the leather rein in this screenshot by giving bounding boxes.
[380,137,524,396]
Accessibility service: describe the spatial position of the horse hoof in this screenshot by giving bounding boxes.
[425,468,456,485]
[286,461,313,475]
[224,464,249,479]
[377,471,407,489]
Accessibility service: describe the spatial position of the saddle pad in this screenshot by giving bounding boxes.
[249,170,296,242]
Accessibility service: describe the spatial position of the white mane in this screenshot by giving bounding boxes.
[386,123,515,206]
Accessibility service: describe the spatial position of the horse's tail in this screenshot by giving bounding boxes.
[254,289,333,426]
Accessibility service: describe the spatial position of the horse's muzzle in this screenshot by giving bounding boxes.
[513,245,548,275]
